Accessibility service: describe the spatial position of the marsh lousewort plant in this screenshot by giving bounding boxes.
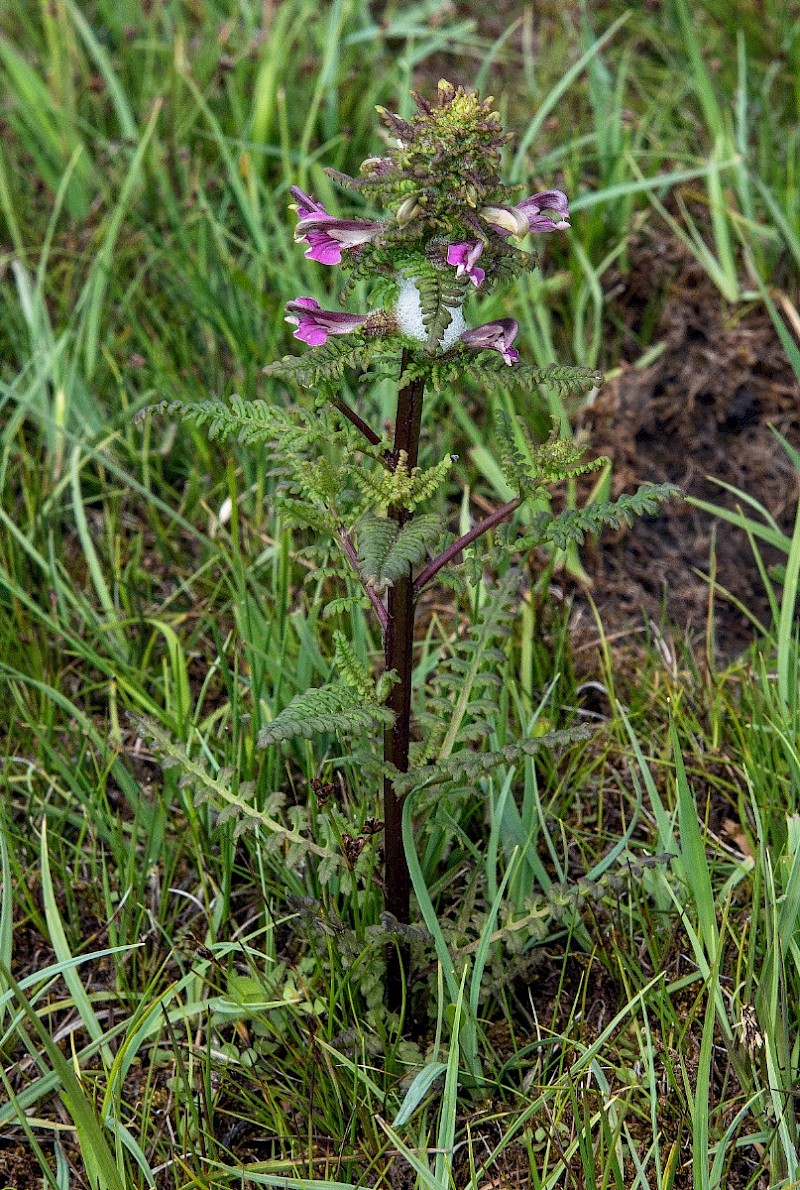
[176,83,675,1011]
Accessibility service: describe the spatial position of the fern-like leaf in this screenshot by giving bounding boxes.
[321,594,371,620]
[495,416,607,495]
[394,724,592,795]
[507,361,603,395]
[516,483,681,551]
[333,631,374,698]
[381,515,443,585]
[411,264,467,350]
[354,515,396,591]
[276,495,338,535]
[357,513,443,593]
[259,683,394,747]
[263,336,393,389]
[352,451,454,511]
[415,570,522,764]
[529,432,607,485]
[133,716,342,857]
[400,355,602,396]
[148,395,310,452]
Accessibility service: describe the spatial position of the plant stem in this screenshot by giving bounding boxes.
[414,496,523,596]
[383,350,424,1011]
[331,398,382,446]
[338,527,388,630]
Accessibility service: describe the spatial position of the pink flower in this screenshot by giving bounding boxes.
[290,186,384,265]
[460,319,520,366]
[481,190,570,238]
[289,187,328,220]
[285,297,368,347]
[446,241,485,288]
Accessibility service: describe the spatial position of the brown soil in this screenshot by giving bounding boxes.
[0,1143,51,1190]
[577,231,800,657]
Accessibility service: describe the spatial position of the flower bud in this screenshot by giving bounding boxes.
[359,156,393,177]
[396,194,422,226]
[480,204,530,237]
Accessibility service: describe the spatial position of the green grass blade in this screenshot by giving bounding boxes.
[672,0,726,135]
[65,0,137,140]
[376,1115,440,1190]
[201,1173,357,1190]
[569,158,742,213]
[776,498,800,709]
[0,1063,61,1190]
[686,493,789,553]
[79,98,161,378]
[469,849,517,1025]
[68,444,118,627]
[511,13,630,180]
[434,967,468,1188]
[39,821,115,1069]
[179,72,267,255]
[671,719,719,963]
[0,38,93,217]
[747,254,800,382]
[0,821,12,1028]
[103,1117,156,1187]
[754,179,800,277]
[401,793,460,1006]
[692,985,716,1190]
[392,1061,448,1128]
[0,962,126,1190]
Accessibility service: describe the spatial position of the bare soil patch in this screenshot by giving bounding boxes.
[578,231,800,656]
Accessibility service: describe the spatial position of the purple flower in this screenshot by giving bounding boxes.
[289,187,328,220]
[481,190,570,239]
[290,186,383,265]
[446,241,486,288]
[285,297,368,347]
[460,318,520,366]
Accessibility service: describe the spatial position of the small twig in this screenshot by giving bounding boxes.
[332,398,382,446]
[338,527,388,630]
[413,495,522,597]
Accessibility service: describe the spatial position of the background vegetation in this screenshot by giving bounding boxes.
[1,1,799,1187]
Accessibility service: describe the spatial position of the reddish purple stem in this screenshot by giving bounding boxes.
[338,527,388,630]
[332,398,382,446]
[413,495,523,597]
